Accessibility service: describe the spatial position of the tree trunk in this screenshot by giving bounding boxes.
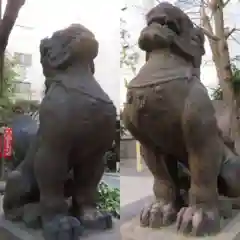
[200,0,239,143]
[0,0,26,55]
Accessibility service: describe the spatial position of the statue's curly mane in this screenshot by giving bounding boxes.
[40,24,98,75]
[139,3,205,68]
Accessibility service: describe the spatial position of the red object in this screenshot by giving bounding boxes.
[0,127,13,158]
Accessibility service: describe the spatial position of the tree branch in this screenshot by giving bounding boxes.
[230,35,240,46]
[225,27,240,39]
[223,0,231,7]
[200,3,220,40]
[201,27,220,40]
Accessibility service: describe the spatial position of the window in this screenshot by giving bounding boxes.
[12,81,31,94]
[14,65,27,81]
[14,52,32,67]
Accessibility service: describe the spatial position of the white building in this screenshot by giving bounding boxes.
[7,24,43,101]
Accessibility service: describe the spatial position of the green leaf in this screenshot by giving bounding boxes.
[97,181,120,218]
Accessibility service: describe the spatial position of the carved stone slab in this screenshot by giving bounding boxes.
[120,211,240,240]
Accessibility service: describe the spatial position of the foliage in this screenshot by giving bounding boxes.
[3,54,19,98]
[120,7,140,85]
[211,64,240,100]
[231,64,240,94]
[0,54,19,126]
[210,84,223,100]
[97,181,120,219]
[0,54,41,126]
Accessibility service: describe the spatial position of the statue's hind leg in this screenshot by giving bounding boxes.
[34,139,83,240]
[176,82,222,236]
[140,145,183,228]
[3,135,40,221]
[71,149,113,230]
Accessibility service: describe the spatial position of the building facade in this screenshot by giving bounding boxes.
[6,23,44,102]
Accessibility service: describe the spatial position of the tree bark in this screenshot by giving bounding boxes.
[0,0,26,55]
[200,0,239,142]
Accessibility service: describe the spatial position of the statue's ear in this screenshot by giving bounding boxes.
[40,35,72,69]
[71,32,99,60]
[191,27,205,56]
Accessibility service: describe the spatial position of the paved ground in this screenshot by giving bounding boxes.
[102,172,120,189]
[120,159,153,222]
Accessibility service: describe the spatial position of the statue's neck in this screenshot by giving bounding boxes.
[149,48,171,54]
[148,48,191,67]
[64,62,92,75]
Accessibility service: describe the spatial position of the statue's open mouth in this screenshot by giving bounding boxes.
[148,16,180,35]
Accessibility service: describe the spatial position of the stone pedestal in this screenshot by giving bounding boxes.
[120,212,240,240]
[0,214,120,240]
[0,194,120,240]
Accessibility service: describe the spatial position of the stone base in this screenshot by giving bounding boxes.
[120,212,240,240]
[0,214,120,240]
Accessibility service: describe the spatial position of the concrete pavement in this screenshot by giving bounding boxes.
[102,172,120,189]
[120,159,153,223]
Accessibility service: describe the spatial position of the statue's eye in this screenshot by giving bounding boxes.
[147,17,180,36]
[148,17,166,26]
[166,20,180,35]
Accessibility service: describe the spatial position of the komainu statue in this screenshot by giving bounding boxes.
[3,24,116,240]
[122,2,240,237]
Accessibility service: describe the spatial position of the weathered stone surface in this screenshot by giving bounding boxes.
[122,1,240,237]
[121,212,240,240]
[3,23,117,239]
[0,213,120,240]
[0,195,120,239]
[22,203,41,229]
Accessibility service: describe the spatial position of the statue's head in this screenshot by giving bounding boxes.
[138,2,194,52]
[40,24,98,77]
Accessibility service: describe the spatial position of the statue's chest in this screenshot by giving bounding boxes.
[128,52,192,88]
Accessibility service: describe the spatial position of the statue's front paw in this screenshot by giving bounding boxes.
[4,206,23,222]
[176,206,220,236]
[140,200,177,228]
[79,207,113,230]
[43,215,83,240]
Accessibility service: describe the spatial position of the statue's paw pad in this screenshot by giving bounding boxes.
[140,201,177,228]
[23,203,41,229]
[79,210,113,230]
[43,215,83,240]
[176,206,221,236]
